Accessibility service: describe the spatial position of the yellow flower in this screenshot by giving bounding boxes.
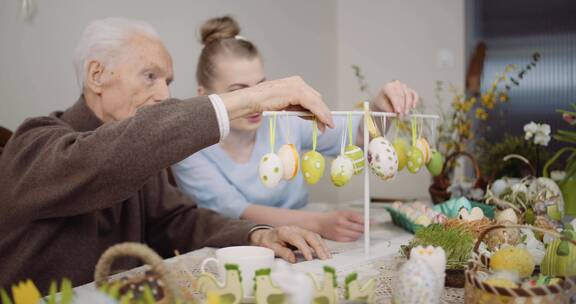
[459,99,473,112]
[11,280,41,304]
[498,92,509,102]
[481,93,496,109]
[475,108,488,120]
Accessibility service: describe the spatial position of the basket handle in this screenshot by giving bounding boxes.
[440,151,483,188]
[502,154,536,177]
[94,243,179,301]
[473,224,576,254]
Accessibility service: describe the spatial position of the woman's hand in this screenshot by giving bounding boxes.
[220,76,334,131]
[314,210,364,242]
[371,80,420,116]
[249,226,331,263]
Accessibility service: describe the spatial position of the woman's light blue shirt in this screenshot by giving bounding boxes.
[172,116,361,218]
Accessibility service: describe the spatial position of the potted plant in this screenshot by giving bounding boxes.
[544,103,576,216]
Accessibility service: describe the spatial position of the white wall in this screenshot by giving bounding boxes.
[0,0,337,128]
[335,0,466,201]
[0,0,465,202]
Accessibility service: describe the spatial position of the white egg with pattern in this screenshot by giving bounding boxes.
[259,153,284,188]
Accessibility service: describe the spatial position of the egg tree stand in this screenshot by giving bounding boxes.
[263,102,439,256]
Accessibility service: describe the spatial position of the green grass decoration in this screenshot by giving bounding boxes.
[47,281,58,304]
[1,289,13,304]
[402,224,475,269]
[60,279,73,304]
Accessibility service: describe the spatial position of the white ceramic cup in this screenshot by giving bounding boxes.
[200,246,275,297]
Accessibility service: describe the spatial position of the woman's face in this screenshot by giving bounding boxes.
[204,56,266,132]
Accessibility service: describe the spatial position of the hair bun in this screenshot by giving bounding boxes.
[200,16,241,45]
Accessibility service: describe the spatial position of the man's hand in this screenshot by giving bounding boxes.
[371,80,420,116]
[220,76,334,132]
[249,226,331,263]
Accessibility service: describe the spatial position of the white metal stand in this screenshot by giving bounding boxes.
[262,102,439,256]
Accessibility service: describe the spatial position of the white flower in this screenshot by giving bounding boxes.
[524,121,538,140]
[523,122,551,146]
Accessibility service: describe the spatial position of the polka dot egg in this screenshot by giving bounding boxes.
[406,146,424,173]
[259,153,284,188]
[330,155,354,187]
[416,138,431,163]
[301,151,325,184]
[367,137,398,181]
[344,145,364,175]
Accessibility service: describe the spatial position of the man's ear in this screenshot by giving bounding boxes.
[85,60,106,94]
[197,85,207,96]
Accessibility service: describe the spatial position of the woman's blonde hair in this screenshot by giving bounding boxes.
[196,16,260,90]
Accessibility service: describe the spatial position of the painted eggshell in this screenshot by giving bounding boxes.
[259,153,284,188]
[344,145,364,175]
[415,215,432,226]
[278,144,299,180]
[393,258,442,304]
[406,146,424,173]
[426,150,444,177]
[393,138,409,171]
[416,138,431,163]
[330,155,354,187]
[367,137,398,180]
[301,151,325,184]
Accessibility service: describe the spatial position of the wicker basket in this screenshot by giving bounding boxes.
[464,224,576,303]
[429,151,486,205]
[94,243,182,303]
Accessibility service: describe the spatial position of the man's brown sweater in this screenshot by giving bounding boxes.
[0,96,255,291]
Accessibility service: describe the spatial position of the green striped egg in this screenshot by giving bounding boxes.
[344,145,364,175]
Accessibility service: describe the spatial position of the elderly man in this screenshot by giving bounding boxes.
[0,18,335,291]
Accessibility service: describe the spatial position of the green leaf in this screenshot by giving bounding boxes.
[1,289,13,304]
[142,285,155,304]
[47,281,58,304]
[119,292,133,304]
[60,279,73,304]
[107,283,121,300]
[556,109,576,115]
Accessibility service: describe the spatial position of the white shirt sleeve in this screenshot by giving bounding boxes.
[208,94,230,141]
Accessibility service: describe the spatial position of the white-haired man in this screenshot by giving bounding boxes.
[0,17,334,291]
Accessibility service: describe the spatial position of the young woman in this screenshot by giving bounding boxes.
[173,16,419,242]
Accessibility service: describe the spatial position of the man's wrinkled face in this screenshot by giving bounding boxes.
[95,34,174,122]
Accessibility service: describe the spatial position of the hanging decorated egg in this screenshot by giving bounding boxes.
[259,153,284,188]
[393,138,409,171]
[330,156,354,187]
[426,150,443,177]
[416,138,431,163]
[406,146,424,173]
[344,145,364,175]
[302,151,325,184]
[367,137,398,180]
[278,144,299,180]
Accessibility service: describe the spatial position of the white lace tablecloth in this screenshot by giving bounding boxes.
[76,201,465,303]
